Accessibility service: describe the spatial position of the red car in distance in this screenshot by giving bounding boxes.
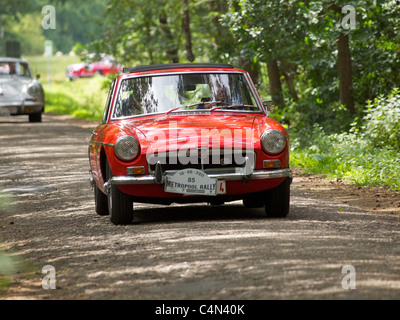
[88,63,292,225]
[66,58,121,80]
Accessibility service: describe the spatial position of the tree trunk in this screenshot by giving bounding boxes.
[329,2,355,114]
[182,0,195,62]
[337,32,355,114]
[267,59,284,107]
[280,59,298,102]
[159,11,179,63]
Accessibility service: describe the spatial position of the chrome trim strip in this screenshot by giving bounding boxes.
[89,141,114,147]
[109,168,292,186]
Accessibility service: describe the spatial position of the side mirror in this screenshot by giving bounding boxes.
[262,100,275,112]
[36,74,41,80]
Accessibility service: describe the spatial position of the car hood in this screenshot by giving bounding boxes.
[118,113,277,152]
[0,76,33,98]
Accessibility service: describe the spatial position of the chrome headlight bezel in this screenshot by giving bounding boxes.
[114,135,140,161]
[260,129,287,155]
[23,83,43,100]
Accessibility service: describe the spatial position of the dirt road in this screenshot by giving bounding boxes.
[0,114,399,300]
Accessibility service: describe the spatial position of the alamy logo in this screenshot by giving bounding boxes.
[42,265,56,289]
[41,5,56,30]
[342,5,356,30]
[145,123,255,173]
[341,265,356,289]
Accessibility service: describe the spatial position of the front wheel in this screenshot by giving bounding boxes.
[106,160,133,225]
[264,178,291,217]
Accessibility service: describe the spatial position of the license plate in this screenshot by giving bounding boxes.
[165,168,217,196]
[216,180,226,195]
[25,107,34,113]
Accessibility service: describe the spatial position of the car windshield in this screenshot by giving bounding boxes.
[112,72,262,118]
[0,61,31,77]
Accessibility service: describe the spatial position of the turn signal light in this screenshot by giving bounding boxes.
[263,160,280,168]
[127,166,145,175]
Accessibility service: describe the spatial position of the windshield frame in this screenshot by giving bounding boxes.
[109,70,265,121]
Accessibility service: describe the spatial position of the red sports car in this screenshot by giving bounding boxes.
[89,63,292,225]
[66,60,121,80]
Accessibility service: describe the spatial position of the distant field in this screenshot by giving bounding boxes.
[23,55,81,83]
[23,55,109,121]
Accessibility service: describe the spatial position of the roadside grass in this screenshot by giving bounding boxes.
[43,76,107,121]
[290,144,400,190]
[290,127,400,191]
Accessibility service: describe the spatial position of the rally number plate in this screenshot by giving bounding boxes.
[165,168,218,196]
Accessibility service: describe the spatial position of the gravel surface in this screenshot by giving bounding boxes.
[0,114,399,300]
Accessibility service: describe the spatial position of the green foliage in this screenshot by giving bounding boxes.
[42,0,108,53]
[221,0,400,135]
[84,0,235,66]
[361,89,400,151]
[1,0,108,55]
[43,77,108,121]
[3,14,47,56]
[291,90,400,190]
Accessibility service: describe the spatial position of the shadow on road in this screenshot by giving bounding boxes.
[131,203,266,225]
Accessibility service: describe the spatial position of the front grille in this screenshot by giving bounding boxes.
[147,149,256,173]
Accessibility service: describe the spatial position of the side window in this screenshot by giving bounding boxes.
[20,63,31,77]
[102,79,116,123]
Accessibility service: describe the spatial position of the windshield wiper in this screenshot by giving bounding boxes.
[209,104,258,112]
[165,101,223,115]
[165,106,189,115]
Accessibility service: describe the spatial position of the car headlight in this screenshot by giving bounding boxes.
[261,129,286,155]
[24,84,42,100]
[114,135,140,161]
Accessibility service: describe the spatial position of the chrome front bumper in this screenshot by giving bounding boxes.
[106,168,292,188]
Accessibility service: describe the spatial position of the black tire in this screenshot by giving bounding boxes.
[106,160,133,225]
[29,112,42,122]
[94,184,108,216]
[264,178,291,217]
